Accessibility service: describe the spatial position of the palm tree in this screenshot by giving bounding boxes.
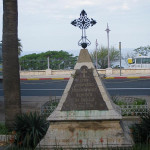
[2,0,21,129]
[1,39,23,56]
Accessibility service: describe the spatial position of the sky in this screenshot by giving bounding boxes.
[0,0,150,57]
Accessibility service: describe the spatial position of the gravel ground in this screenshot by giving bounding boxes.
[0,96,61,123]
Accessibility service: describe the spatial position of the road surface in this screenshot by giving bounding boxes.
[0,78,150,97]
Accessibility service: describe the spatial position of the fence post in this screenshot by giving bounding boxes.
[47,57,50,69]
[47,56,49,69]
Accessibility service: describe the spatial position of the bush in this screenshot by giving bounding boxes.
[13,112,49,149]
[131,112,150,144]
[0,123,9,134]
[133,99,146,105]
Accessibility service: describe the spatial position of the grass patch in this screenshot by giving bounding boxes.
[112,96,146,106]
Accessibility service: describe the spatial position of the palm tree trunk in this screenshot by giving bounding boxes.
[2,0,21,129]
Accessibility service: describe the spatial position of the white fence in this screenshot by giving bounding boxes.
[40,98,60,117]
[120,105,149,116]
[40,101,149,117]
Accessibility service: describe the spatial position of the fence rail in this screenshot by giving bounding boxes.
[41,99,149,117]
[120,105,149,116]
[41,98,60,117]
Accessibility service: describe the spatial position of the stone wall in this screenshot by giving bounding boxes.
[51,69,73,75]
[20,70,46,76]
[20,68,150,76]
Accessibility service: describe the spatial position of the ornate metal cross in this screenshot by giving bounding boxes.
[71,10,97,49]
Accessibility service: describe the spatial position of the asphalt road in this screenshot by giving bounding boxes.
[0,78,150,97]
[103,78,150,96]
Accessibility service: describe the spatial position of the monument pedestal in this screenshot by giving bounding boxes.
[37,49,133,149]
[38,121,131,149]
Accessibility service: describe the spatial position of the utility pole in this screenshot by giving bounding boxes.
[105,23,111,68]
[95,39,98,69]
[119,42,121,76]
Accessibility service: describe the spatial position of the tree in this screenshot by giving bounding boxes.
[90,46,120,69]
[2,0,21,128]
[19,50,78,70]
[134,46,150,56]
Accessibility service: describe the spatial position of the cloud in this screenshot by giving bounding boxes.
[108,2,130,11]
[17,0,96,20]
[122,3,130,10]
[10,0,150,20]
[65,0,95,8]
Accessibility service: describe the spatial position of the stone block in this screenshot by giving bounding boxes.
[45,69,52,75]
[106,68,113,75]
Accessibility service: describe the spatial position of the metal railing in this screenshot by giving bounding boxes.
[41,99,149,117]
[120,105,149,116]
[40,98,60,117]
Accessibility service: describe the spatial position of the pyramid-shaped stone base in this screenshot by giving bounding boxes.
[38,121,132,149]
[37,49,133,149]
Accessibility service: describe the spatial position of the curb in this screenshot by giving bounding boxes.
[20,78,70,81]
[1,76,150,81]
[105,76,150,79]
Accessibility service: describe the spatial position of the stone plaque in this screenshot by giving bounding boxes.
[61,66,108,111]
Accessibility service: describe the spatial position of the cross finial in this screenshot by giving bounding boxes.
[71,10,97,49]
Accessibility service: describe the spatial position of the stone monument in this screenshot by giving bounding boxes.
[37,49,133,149]
[37,10,132,149]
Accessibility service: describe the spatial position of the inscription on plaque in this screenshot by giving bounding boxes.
[61,66,108,111]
